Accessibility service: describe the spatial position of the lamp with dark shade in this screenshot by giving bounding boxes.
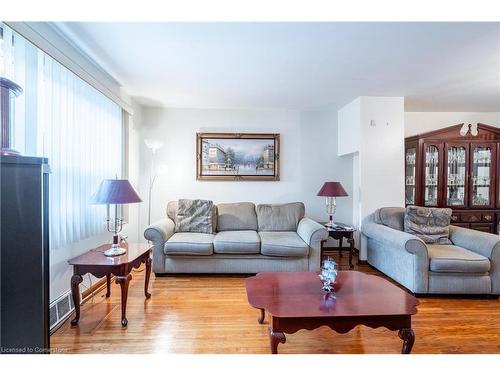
[93,178,142,257]
[317,181,348,227]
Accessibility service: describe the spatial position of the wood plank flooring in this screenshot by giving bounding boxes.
[51,251,500,354]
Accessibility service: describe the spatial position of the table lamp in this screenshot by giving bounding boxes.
[317,181,348,227]
[93,178,142,256]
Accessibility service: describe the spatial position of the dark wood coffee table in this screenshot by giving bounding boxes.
[68,243,152,327]
[246,271,419,354]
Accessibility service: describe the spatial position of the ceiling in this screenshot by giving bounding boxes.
[55,22,500,111]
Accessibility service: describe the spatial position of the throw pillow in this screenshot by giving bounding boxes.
[404,205,452,244]
[175,199,214,234]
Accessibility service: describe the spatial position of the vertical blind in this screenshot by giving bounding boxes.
[37,53,123,250]
[1,22,124,250]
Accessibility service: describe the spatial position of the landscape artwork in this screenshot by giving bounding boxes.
[196,133,280,181]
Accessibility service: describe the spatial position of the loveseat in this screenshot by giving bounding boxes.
[362,207,500,295]
[144,201,328,275]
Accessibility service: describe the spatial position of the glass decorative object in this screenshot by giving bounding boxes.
[319,257,338,292]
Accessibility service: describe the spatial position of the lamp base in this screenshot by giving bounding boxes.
[104,244,127,257]
[325,214,336,228]
[326,220,337,228]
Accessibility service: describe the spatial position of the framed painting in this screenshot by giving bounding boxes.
[196,133,280,181]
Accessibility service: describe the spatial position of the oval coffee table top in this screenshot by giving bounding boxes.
[245,271,418,318]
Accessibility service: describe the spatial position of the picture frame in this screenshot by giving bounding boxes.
[196,133,280,181]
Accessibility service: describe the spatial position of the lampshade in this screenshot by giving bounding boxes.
[317,182,348,197]
[92,179,142,204]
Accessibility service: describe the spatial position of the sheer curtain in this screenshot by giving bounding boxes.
[37,53,123,250]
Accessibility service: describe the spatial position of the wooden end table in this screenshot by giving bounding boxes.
[246,271,419,354]
[68,242,152,327]
[320,223,356,269]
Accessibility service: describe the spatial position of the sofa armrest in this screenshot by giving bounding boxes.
[449,225,500,294]
[297,217,329,272]
[362,220,429,293]
[144,218,175,273]
[362,222,428,258]
[449,225,500,258]
[297,217,329,246]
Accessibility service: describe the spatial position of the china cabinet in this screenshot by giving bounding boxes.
[405,123,500,234]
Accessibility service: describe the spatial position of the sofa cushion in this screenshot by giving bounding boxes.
[374,207,405,231]
[404,205,452,244]
[213,230,260,254]
[164,232,215,255]
[259,231,309,257]
[427,244,490,273]
[256,202,305,231]
[216,202,258,231]
[167,200,217,232]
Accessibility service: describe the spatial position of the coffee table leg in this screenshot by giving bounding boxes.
[116,274,132,327]
[258,308,265,324]
[399,328,415,354]
[106,274,111,298]
[269,328,286,354]
[70,274,83,325]
[144,257,152,299]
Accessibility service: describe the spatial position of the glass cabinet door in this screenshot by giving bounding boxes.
[471,144,495,207]
[424,144,441,206]
[405,147,416,205]
[445,144,467,207]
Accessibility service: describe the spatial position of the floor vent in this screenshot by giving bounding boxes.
[49,292,75,333]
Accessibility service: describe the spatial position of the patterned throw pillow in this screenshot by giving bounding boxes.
[404,206,453,244]
[175,199,214,234]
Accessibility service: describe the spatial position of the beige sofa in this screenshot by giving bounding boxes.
[144,201,328,275]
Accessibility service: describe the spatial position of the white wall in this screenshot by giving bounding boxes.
[300,109,353,226]
[338,96,405,260]
[359,97,405,224]
[338,98,361,156]
[405,112,500,136]
[134,107,354,247]
[50,232,113,301]
[124,102,143,244]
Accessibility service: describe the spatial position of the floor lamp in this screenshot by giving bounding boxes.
[144,139,164,226]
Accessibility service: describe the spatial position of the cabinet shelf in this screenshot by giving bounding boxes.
[473,163,491,167]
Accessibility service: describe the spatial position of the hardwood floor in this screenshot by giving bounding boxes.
[51,250,500,354]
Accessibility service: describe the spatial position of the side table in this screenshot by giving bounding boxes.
[67,242,152,327]
[320,223,356,269]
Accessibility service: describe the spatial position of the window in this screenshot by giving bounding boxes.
[1,23,123,249]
